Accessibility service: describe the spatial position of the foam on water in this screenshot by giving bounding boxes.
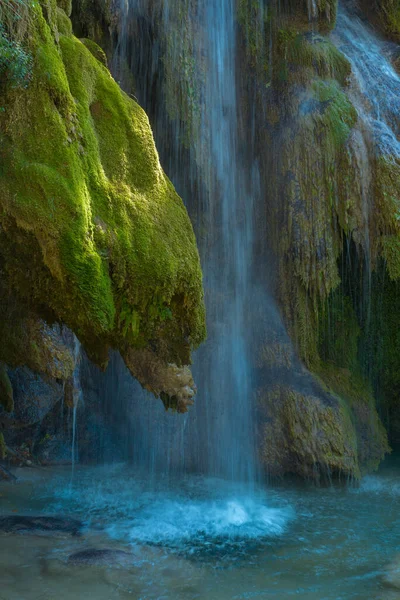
[41,467,292,552]
[107,496,290,547]
[355,475,400,497]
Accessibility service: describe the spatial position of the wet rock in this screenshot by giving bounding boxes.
[0,465,17,481]
[0,515,83,535]
[8,367,64,427]
[68,548,133,566]
[123,348,197,413]
[383,555,400,589]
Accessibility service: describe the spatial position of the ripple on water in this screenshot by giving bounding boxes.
[39,467,293,556]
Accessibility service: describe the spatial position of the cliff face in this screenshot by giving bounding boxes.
[359,0,400,41]
[2,0,400,481]
[98,0,399,481]
[0,0,206,462]
[238,0,400,478]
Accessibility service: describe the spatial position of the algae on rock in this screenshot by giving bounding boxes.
[0,0,206,410]
[237,0,393,478]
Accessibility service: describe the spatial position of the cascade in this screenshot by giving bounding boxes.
[332,2,400,349]
[109,0,275,485]
[334,4,400,157]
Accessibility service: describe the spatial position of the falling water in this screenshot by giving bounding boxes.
[190,0,259,483]
[109,0,270,486]
[332,2,400,332]
[70,337,82,484]
[334,4,400,159]
[308,0,318,22]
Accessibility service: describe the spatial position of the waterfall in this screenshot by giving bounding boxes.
[109,0,273,485]
[189,0,259,483]
[332,3,400,331]
[334,4,400,157]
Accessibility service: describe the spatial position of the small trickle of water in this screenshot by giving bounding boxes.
[308,0,318,21]
[334,5,400,159]
[70,337,82,485]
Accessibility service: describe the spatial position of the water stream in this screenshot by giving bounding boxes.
[70,337,82,485]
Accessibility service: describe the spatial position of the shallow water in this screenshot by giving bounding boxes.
[1,462,400,599]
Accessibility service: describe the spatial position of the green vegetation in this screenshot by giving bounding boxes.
[237,0,397,477]
[0,0,33,90]
[361,0,400,40]
[0,0,205,380]
[259,383,360,480]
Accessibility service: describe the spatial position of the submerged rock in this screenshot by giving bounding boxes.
[0,465,17,482]
[383,555,400,589]
[0,515,83,535]
[68,548,133,566]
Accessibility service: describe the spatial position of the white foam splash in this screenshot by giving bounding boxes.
[43,468,293,549]
[107,495,291,546]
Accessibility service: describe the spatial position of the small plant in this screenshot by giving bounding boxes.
[0,24,32,88]
[0,0,33,89]
[0,0,32,40]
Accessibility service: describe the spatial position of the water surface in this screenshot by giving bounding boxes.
[1,461,400,599]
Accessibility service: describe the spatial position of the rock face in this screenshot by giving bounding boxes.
[359,0,400,41]
[237,0,399,479]
[0,0,206,451]
[2,0,400,480]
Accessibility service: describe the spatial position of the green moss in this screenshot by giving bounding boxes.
[56,6,72,36]
[57,0,72,17]
[276,32,351,86]
[268,77,357,367]
[361,0,400,40]
[80,37,106,65]
[259,383,360,480]
[0,2,206,373]
[315,362,390,473]
[311,80,357,146]
[381,236,400,279]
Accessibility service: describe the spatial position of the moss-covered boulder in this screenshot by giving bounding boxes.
[360,0,400,41]
[0,364,13,413]
[236,0,396,478]
[259,383,359,480]
[0,0,206,409]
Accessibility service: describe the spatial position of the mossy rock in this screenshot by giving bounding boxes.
[315,363,390,474]
[360,0,400,41]
[80,37,107,66]
[56,6,73,37]
[258,382,360,480]
[0,0,206,399]
[274,31,351,86]
[57,0,72,18]
[0,364,13,413]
